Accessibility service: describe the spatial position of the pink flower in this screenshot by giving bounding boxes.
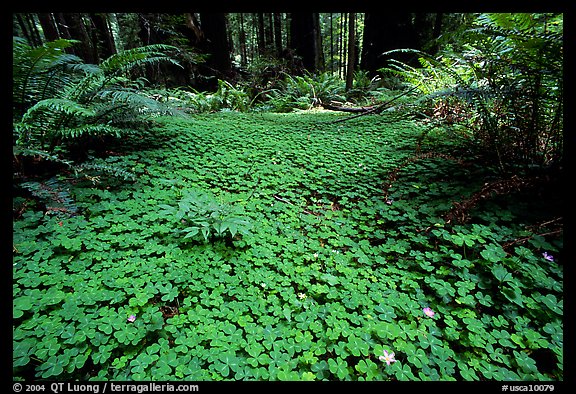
[378,349,396,366]
[542,252,554,262]
[127,315,136,323]
[423,307,435,317]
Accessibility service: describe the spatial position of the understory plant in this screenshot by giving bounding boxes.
[13,37,183,212]
[158,80,251,113]
[159,189,252,243]
[380,13,563,170]
[268,71,346,112]
[13,37,183,161]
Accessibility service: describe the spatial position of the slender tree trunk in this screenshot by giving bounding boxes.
[338,13,344,78]
[433,13,443,38]
[63,13,96,64]
[37,13,60,42]
[342,13,348,79]
[15,14,34,45]
[136,13,165,84]
[16,13,42,46]
[430,13,443,55]
[257,13,265,55]
[27,14,43,46]
[345,13,356,91]
[86,16,101,64]
[108,13,122,51]
[239,13,247,66]
[54,13,72,40]
[273,13,282,56]
[227,16,234,57]
[266,13,274,53]
[89,13,116,61]
[250,15,257,62]
[329,13,334,73]
[53,13,76,56]
[313,13,324,71]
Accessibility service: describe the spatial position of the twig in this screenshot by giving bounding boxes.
[246,176,261,201]
[502,229,563,249]
[273,194,294,205]
[273,194,317,215]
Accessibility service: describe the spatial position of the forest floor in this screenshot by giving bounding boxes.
[13,112,563,381]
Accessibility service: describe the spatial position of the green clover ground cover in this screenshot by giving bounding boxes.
[13,112,563,381]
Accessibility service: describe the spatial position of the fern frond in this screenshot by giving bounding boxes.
[57,124,125,140]
[13,147,74,168]
[13,37,83,113]
[20,177,79,216]
[22,98,95,122]
[77,162,136,181]
[99,44,182,75]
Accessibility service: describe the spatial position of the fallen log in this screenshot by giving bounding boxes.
[326,85,421,124]
[321,102,378,113]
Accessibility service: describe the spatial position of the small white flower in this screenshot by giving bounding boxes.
[378,349,396,366]
[297,293,307,300]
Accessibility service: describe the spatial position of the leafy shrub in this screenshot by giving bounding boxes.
[380,13,563,169]
[241,55,295,102]
[159,189,251,243]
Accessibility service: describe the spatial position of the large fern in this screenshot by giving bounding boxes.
[268,71,346,112]
[13,37,186,215]
[13,38,82,117]
[377,13,563,169]
[13,38,184,155]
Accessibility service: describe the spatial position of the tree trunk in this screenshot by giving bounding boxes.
[329,13,334,73]
[257,13,265,55]
[313,13,324,71]
[136,13,170,85]
[338,13,345,78]
[200,13,232,78]
[239,13,247,66]
[289,13,318,73]
[89,13,117,61]
[273,13,283,56]
[27,14,43,46]
[342,13,347,79]
[430,13,443,55]
[37,13,60,42]
[63,13,96,64]
[15,14,35,45]
[53,13,76,56]
[266,13,274,53]
[345,13,356,91]
[16,13,42,46]
[361,12,416,76]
